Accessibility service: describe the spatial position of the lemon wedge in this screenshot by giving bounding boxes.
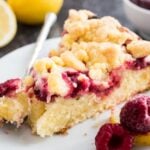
[0,0,17,48]
[134,133,150,146]
[8,0,63,25]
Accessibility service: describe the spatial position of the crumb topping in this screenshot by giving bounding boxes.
[127,40,150,58]
[25,9,150,103]
[55,9,139,53]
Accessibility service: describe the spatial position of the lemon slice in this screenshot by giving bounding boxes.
[0,0,17,48]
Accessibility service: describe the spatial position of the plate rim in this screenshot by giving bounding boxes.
[0,37,60,61]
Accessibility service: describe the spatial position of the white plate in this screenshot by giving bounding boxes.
[0,38,149,150]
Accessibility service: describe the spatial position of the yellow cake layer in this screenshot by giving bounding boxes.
[28,67,150,137]
[0,92,30,126]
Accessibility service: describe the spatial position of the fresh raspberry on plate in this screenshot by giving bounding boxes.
[95,123,133,150]
[120,95,150,134]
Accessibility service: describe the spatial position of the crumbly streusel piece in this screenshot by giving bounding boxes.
[127,40,150,58]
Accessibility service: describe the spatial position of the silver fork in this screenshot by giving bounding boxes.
[26,13,57,75]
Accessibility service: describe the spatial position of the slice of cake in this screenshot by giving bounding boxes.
[0,78,30,126]
[26,10,150,137]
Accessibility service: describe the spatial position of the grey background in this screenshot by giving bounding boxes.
[0,0,136,57]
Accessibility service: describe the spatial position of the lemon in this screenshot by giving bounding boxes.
[134,133,150,146]
[7,0,64,25]
[0,0,17,48]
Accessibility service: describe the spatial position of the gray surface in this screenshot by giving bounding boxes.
[0,0,135,57]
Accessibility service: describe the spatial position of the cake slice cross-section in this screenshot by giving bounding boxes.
[26,10,150,137]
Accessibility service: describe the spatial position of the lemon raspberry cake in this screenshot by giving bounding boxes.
[0,9,150,137]
[25,10,150,137]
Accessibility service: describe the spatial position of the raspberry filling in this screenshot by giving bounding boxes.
[62,68,121,98]
[126,57,150,70]
[33,68,122,102]
[34,78,50,102]
[130,0,150,10]
[0,78,21,97]
[32,56,150,102]
[62,71,90,97]
[90,69,121,97]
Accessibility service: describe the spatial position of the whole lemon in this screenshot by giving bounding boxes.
[7,0,63,25]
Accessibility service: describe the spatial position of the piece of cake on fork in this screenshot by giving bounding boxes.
[0,78,30,126]
[26,9,150,137]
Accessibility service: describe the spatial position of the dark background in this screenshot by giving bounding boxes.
[0,0,136,57]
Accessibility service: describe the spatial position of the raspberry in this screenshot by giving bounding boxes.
[125,57,148,70]
[95,123,133,150]
[0,78,21,97]
[62,71,90,97]
[34,78,49,102]
[120,95,150,134]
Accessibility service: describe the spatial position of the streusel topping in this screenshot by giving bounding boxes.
[55,9,139,53]
[25,9,150,102]
[127,40,150,58]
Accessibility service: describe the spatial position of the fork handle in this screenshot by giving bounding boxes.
[26,13,57,75]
